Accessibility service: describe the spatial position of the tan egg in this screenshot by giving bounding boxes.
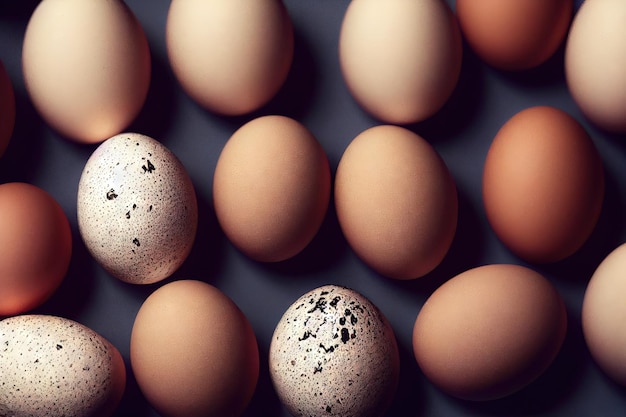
[166,0,293,115]
[482,106,604,264]
[0,314,126,417]
[0,182,72,317]
[456,0,573,71]
[334,125,457,280]
[582,243,626,385]
[22,0,151,144]
[269,285,399,417]
[130,280,259,417]
[339,0,462,124]
[213,115,331,262]
[77,133,198,284]
[0,60,15,157]
[565,0,626,133]
[413,264,567,401]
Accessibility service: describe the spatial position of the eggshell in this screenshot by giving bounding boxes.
[339,0,462,124]
[269,285,399,417]
[482,106,604,264]
[166,0,294,115]
[213,115,331,262]
[413,264,567,401]
[582,243,626,385]
[0,182,72,316]
[456,0,573,71]
[77,133,197,284]
[22,0,151,144]
[334,125,457,279]
[130,280,259,417]
[0,314,126,417]
[0,60,15,157]
[565,0,626,133]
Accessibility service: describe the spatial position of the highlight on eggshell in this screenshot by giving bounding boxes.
[0,314,126,417]
[22,0,151,144]
[166,0,294,115]
[269,285,400,417]
[0,60,15,157]
[339,0,462,124]
[77,133,198,284]
[0,182,72,317]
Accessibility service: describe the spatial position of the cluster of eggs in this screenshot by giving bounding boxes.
[1,0,626,416]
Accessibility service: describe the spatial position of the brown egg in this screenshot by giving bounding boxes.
[334,125,457,279]
[213,115,331,262]
[0,60,15,157]
[130,280,259,417]
[482,106,604,264]
[0,183,72,317]
[456,0,573,71]
[413,264,567,401]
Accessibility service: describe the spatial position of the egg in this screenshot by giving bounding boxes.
[334,125,457,279]
[338,0,462,124]
[0,314,126,417]
[413,264,567,401]
[565,0,626,133]
[166,0,294,115]
[22,0,151,144]
[582,243,626,386]
[269,285,399,417]
[0,60,15,157]
[482,106,604,264]
[456,0,573,71]
[77,133,197,284]
[213,115,331,262]
[0,182,72,317]
[130,280,259,417]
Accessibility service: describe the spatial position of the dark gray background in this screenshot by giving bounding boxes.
[2,0,626,416]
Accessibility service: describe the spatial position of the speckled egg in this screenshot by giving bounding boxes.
[269,285,399,417]
[77,133,198,284]
[0,314,126,417]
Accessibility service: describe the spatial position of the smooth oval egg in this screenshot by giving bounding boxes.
[413,264,567,401]
[456,0,573,71]
[482,106,604,264]
[582,243,626,386]
[213,115,331,262]
[0,182,72,316]
[77,133,198,284]
[565,0,626,133]
[0,314,126,417]
[130,280,259,417]
[339,0,462,124]
[269,285,399,417]
[334,125,457,280]
[22,0,151,144]
[0,60,15,157]
[166,0,294,115]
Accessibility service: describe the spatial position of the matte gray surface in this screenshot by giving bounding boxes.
[2,1,626,416]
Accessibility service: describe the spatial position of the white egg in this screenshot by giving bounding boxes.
[77,132,198,284]
[0,315,126,417]
[269,285,399,417]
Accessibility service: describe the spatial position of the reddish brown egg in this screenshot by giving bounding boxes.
[482,106,604,264]
[0,183,72,316]
[456,0,573,71]
[413,264,567,401]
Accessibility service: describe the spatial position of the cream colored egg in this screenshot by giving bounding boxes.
[213,115,331,262]
[270,285,399,417]
[339,0,462,124]
[22,0,151,144]
[334,125,458,279]
[77,133,198,284]
[166,0,294,115]
[0,315,126,417]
